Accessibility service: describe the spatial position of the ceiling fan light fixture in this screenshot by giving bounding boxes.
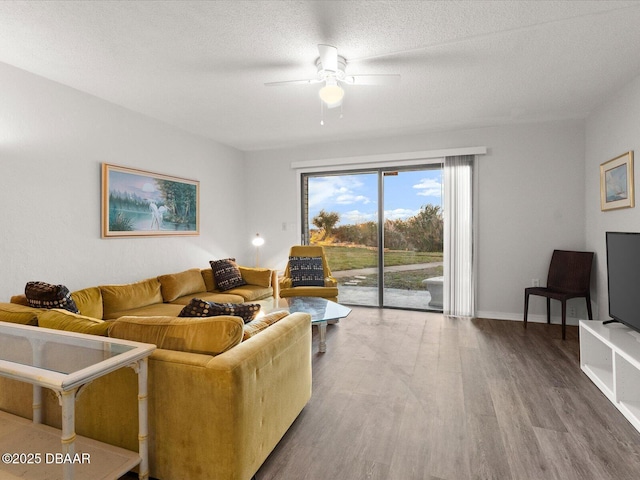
[319,84,344,108]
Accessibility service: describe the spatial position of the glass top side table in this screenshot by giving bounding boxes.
[0,321,156,480]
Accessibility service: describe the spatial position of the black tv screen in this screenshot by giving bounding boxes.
[606,232,640,333]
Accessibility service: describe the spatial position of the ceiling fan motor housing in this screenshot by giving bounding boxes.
[316,55,347,82]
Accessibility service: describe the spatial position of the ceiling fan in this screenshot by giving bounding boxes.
[264,44,401,109]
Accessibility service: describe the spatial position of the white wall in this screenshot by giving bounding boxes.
[585,75,640,320]
[0,62,246,299]
[244,120,586,320]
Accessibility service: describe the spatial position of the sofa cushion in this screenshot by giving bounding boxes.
[0,303,39,326]
[71,287,104,319]
[108,315,244,355]
[178,298,260,323]
[37,309,110,336]
[210,259,246,291]
[25,281,79,313]
[158,268,207,303]
[9,294,29,306]
[279,285,339,301]
[224,285,274,302]
[100,277,163,319]
[243,311,289,340]
[200,268,216,291]
[288,256,325,287]
[170,292,245,306]
[103,303,184,320]
[238,267,272,288]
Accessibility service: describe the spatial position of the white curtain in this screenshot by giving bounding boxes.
[443,155,475,317]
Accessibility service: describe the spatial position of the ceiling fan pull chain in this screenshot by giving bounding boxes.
[320,98,325,126]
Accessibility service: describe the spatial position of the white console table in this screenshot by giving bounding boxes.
[0,321,156,480]
[580,320,640,433]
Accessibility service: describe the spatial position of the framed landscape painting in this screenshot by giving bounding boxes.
[600,151,634,211]
[102,163,199,237]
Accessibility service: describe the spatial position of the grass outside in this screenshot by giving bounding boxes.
[322,245,443,271]
[340,266,443,291]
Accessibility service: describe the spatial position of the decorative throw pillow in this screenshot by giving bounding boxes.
[210,258,247,291]
[25,281,79,314]
[288,256,325,287]
[178,298,261,323]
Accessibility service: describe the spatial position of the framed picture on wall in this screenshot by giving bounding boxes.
[102,163,199,237]
[600,151,634,211]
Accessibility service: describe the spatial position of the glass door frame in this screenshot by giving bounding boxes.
[300,161,443,310]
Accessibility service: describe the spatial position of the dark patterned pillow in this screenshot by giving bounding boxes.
[210,258,247,291]
[288,256,325,287]
[25,281,79,314]
[178,298,260,323]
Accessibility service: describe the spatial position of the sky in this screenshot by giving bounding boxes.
[109,170,165,204]
[307,168,443,226]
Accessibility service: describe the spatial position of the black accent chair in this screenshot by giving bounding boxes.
[524,250,594,340]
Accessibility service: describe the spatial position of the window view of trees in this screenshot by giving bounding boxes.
[311,209,340,241]
[311,204,443,252]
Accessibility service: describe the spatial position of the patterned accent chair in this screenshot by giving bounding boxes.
[279,245,339,301]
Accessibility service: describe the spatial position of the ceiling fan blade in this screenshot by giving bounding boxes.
[264,78,322,86]
[318,44,338,72]
[342,74,401,86]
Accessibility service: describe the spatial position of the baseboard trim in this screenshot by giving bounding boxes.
[475,311,581,327]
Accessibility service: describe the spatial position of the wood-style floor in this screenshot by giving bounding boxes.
[255,307,640,480]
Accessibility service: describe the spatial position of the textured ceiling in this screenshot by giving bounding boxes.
[1,1,640,151]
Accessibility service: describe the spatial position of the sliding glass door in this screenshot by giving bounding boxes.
[303,164,443,310]
[382,169,443,309]
[304,171,380,307]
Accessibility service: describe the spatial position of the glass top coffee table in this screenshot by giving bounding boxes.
[0,321,156,480]
[276,297,351,353]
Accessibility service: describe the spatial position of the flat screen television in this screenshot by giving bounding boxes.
[606,231,640,333]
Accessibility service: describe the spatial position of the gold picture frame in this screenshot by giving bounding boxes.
[600,151,634,211]
[102,163,199,237]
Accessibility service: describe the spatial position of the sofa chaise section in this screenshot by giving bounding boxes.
[0,310,312,480]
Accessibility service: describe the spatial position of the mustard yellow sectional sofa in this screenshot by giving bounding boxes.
[8,265,278,322]
[0,265,312,480]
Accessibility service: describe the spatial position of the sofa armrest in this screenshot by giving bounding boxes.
[325,276,338,287]
[271,270,279,299]
[201,311,311,478]
[279,277,293,289]
[0,302,39,325]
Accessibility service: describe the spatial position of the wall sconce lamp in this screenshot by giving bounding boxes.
[252,233,265,267]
